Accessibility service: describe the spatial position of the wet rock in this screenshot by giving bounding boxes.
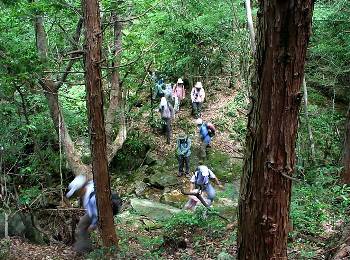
[134,180,148,196]
[161,189,187,207]
[130,198,181,221]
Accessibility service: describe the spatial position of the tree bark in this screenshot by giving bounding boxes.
[84,0,118,247]
[302,77,316,163]
[105,12,127,162]
[238,1,314,259]
[245,0,256,54]
[342,103,350,184]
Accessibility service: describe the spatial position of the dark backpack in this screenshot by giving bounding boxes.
[206,123,216,137]
[89,191,122,216]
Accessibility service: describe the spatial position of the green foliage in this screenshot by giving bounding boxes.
[291,165,350,236]
[18,186,42,206]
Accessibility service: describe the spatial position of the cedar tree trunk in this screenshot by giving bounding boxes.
[342,104,350,184]
[238,1,314,259]
[84,0,118,246]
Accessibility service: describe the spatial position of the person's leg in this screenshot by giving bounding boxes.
[197,102,202,118]
[200,141,206,159]
[185,156,190,176]
[178,155,184,176]
[174,96,179,112]
[73,214,93,253]
[192,102,197,117]
[205,184,216,205]
[166,118,171,144]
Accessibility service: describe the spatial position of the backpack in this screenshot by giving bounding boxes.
[195,167,209,190]
[89,191,122,216]
[199,124,209,139]
[206,123,216,137]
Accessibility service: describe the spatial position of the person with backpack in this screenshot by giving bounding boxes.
[153,78,165,100]
[173,78,186,113]
[159,96,174,144]
[196,118,215,158]
[66,175,121,253]
[191,81,205,118]
[185,165,222,210]
[177,132,191,177]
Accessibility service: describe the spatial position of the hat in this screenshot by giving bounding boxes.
[177,78,184,84]
[66,175,87,198]
[195,118,203,125]
[198,165,209,176]
[178,132,187,140]
[195,82,203,89]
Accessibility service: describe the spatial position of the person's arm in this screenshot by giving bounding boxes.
[182,86,186,99]
[209,169,223,187]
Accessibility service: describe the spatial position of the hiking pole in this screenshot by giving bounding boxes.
[181,189,229,222]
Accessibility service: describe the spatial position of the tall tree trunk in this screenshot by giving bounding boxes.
[105,12,127,162]
[84,0,118,247]
[342,103,350,184]
[302,77,316,163]
[245,0,256,54]
[237,1,314,259]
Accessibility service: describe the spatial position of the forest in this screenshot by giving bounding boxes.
[0,0,349,259]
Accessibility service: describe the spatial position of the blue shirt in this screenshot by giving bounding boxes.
[83,181,98,228]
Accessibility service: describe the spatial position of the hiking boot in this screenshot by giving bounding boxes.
[185,173,190,178]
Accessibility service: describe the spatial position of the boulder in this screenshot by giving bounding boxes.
[148,170,178,189]
[134,180,148,196]
[145,152,158,166]
[130,198,181,221]
[161,189,188,207]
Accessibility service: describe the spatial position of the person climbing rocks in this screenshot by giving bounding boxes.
[173,78,186,113]
[191,81,205,118]
[176,132,191,177]
[196,118,215,158]
[66,175,121,253]
[159,96,174,144]
[184,165,223,210]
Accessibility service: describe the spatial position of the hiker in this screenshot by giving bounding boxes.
[153,78,165,100]
[185,165,222,210]
[177,132,191,177]
[173,78,186,112]
[191,81,205,118]
[159,96,174,144]
[196,118,215,158]
[66,175,121,253]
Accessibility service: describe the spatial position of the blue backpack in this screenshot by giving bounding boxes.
[195,168,209,189]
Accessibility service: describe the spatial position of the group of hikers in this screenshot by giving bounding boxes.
[66,76,222,254]
[155,77,221,210]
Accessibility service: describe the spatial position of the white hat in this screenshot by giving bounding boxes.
[195,118,203,125]
[177,78,184,84]
[198,165,209,176]
[195,82,203,88]
[66,175,87,198]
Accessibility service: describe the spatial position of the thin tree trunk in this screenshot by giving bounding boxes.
[342,103,350,184]
[302,77,316,163]
[33,11,90,177]
[245,0,256,54]
[84,0,118,247]
[238,1,314,259]
[105,12,127,163]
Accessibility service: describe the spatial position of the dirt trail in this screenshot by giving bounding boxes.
[148,86,244,158]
